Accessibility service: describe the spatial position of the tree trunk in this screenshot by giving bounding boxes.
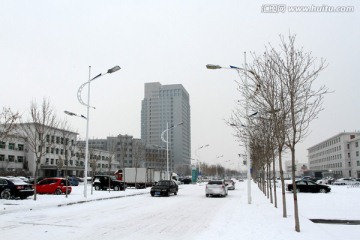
[278,148,287,218]
[268,162,273,203]
[291,147,300,232]
[33,158,40,201]
[272,153,277,208]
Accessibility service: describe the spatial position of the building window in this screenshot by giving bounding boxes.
[56,137,60,144]
[51,136,55,143]
[0,141,6,149]
[45,158,49,165]
[51,159,54,165]
[56,148,59,154]
[0,154,5,161]
[46,135,50,143]
[8,143,15,150]
[357,151,359,157]
[51,148,54,154]
[18,144,24,151]
[348,153,350,158]
[8,155,15,162]
[356,142,359,148]
[17,156,23,162]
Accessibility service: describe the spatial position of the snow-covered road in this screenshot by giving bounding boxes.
[1,183,238,240]
[1,181,360,240]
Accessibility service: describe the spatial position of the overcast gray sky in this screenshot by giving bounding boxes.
[1,0,359,171]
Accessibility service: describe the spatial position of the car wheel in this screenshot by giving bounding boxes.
[151,193,154,197]
[174,191,178,195]
[319,189,326,193]
[94,185,101,191]
[1,189,11,199]
[206,194,209,197]
[166,191,170,197]
[114,186,120,191]
[55,189,62,195]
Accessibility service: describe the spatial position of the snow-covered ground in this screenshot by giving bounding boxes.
[1,180,359,240]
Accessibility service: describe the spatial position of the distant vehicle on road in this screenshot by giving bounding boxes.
[333,178,358,185]
[286,180,331,193]
[179,177,192,184]
[316,177,334,185]
[36,178,72,195]
[205,179,228,197]
[92,175,126,191]
[224,179,235,190]
[68,177,79,186]
[150,180,178,197]
[0,177,34,199]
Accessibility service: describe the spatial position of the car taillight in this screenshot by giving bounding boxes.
[16,186,24,190]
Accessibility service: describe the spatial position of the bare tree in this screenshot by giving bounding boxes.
[0,107,20,141]
[277,35,328,232]
[132,139,145,188]
[230,34,328,232]
[18,98,58,200]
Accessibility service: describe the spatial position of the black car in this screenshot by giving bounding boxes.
[179,177,192,184]
[0,177,34,199]
[150,180,178,197]
[92,175,126,191]
[287,180,331,193]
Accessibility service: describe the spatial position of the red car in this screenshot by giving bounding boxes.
[36,178,72,195]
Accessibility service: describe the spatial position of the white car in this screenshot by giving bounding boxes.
[333,178,358,185]
[224,179,235,190]
[205,180,228,197]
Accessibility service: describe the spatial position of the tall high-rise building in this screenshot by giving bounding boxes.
[141,82,191,173]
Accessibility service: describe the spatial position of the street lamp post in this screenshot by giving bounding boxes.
[215,155,224,178]
[195,144,210,180]
[206,54,254,204]
[161,122,183,180]
[74,65,120,198]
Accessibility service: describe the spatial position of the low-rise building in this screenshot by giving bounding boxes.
[307,132,360,178]
[0,123,113,178]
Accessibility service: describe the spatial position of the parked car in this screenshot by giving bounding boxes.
[224,179,235,190]
[286,180,331,193]
[205,179,228,197]
[333,178,358,185]
[302,176,318,182]
[36,178,72,195]
[92,175,126,191]
[179,177,192,184]
[150,180,178,197]
[0,177,34,199]
[316,177,334,185]
[67,177,79,186]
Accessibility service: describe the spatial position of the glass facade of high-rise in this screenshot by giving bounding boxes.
[141,82,191,173]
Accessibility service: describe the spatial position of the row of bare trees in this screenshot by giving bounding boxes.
[1,98,120,199]
[228,34,329,232]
